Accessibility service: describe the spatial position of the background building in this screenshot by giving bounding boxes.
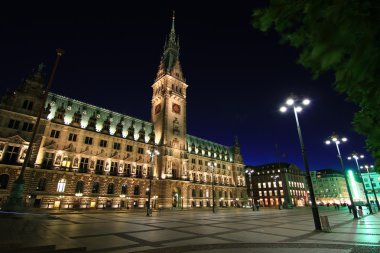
[246,162,308,208]
[361,171,380,205]
[310,169,348,205]
[0,17,247,210]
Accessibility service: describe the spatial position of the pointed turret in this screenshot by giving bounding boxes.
[17,63,46,95]
[155,11,185,82]
[232,136,244,163]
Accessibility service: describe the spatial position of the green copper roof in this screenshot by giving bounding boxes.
[46,93,153,142]
[45,93,235,161]
[187,135,234,162]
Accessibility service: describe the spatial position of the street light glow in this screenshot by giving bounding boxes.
[325,140,331,145]
[286,98,294,106]
[295,106,302,112]
[342,137,348,142]
[302,99,310,106]
[279,106,287,113]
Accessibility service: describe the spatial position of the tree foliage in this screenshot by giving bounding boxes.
[253,0,380,171]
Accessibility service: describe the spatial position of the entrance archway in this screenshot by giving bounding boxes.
[172,187,182,208]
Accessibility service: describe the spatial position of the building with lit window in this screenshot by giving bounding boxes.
[0,16,246,210]
[310,169,349,205]
[361,171,380,205]
[246,162,308,208]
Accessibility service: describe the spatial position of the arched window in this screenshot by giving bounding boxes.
[92,182,99,193]
[36,178,47,191]
[121,184,127,194]
[199,189,203,197]
[57,178,66,192]
[107,183,114,194]
[192,189,196,197]
[75,181,84,193]
[133,185,140,195]
[0,174,10,189]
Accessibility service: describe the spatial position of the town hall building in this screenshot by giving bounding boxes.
[0,15,247,210]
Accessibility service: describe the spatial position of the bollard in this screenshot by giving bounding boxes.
[320,216,331,232]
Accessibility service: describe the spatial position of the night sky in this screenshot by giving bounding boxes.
[0,2,373,171]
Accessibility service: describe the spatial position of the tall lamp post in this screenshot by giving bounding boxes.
[325,133,358,218]
[360,165,380,210]
[4,49,64,211]
[245,169,255,211]
[279,96,321,231]
[146,146,159,216]
[208,160,217,213]
[271,174,282,210]
[348,152,372,214]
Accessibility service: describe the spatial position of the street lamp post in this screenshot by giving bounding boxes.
[146,146,159,217]
[280,96,321,231]
[245,169,255,211]
[4,49,64,211]
[360,165,380,210]
[325,134,358,218]
[271,175,282,210]
[348,152,372,214]
[208,160,217,213]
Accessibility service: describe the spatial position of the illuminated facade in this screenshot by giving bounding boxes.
[0,16,246,209]
[246,163,308,208]
[310,169,349,205]
[361,171,380,204]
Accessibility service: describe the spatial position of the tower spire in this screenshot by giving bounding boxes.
[171,10,175,34]
[155,11,185,82]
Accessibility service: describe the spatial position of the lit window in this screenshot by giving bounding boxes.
[279,181,283,187]
[259,191,262,196]
[258,183,261,188]
[280,190,284,196]
[263,182,266,188]
[57,178,66,192]
[268,182,272,188]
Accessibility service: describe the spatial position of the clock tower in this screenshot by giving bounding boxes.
[151,12,188,179]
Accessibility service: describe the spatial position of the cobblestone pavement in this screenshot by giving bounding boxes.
[1,207,379,253]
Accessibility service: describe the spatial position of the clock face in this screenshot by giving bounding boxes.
[155,104,161,114]
[172,103,181,114]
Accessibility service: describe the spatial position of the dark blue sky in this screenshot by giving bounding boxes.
[0,2,373,171]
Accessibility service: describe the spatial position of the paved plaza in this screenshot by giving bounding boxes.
[1,207,379,253]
